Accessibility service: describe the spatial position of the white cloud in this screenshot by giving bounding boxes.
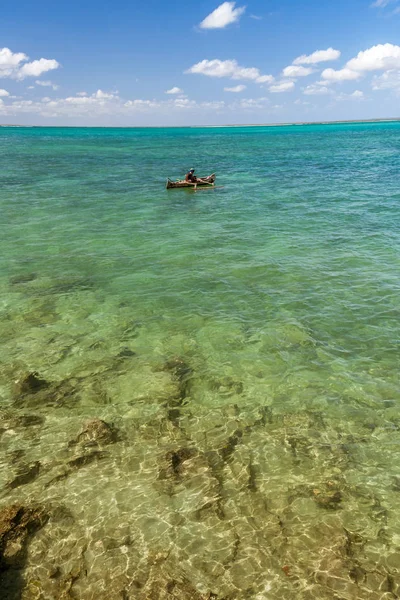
[187,59,256,79]
[256,74,275,83]
[346,43,400,72]
[250,14,262,20]
[200,2,246,29]
[282,65,313,78]
[0,88,9,97]
[165,86,183,94]
[293,48,341,65]
[333,89,366,102]
[199,100,225,110]
[17,58,59,80]
[0,47,28,77]
[76,92,88,97]
[0,47,60,80]
[321,67,361,82]
[269,80,295,93]
[303,84,332,95]
[224,84,246,92]
[93,89,117,99]
[186,59,273,84]
[235,97,268,109]
[35,80,59,90]
[320,44,400,86]
[124,99,160,109]
[372,69,400,91]
[294,99,312,106]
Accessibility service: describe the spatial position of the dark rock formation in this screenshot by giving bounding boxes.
[13,372,48,396]
[0,504,48,572]
[67,451,107,469]
[70,418,119,448]
[7,462,41,490]
[160,357,193,402]
[117,348,137,358]
[13,375,79,410]
[166,447,197,477]
[0,411,45,432]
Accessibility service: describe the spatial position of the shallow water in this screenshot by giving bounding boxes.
[1,123,400,599]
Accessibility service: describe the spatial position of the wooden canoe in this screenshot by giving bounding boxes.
[166,173,216,189]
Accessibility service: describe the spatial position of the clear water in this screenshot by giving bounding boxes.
[1,123,400,599]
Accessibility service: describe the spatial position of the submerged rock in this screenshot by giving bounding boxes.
[0,411,45,432]
[67,450,107,470]
[13,375,79,410]
[210,376,244,397]
[117,348,137,358]
[13,372,48,396]
[164,447,198,477]
[160,357,193,402]
[0,504,48,571]
[9,273,37,285]
[312,483,343,510]
[7,461,41,490]
[70,418,119,447]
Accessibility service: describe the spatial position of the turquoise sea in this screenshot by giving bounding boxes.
[1,122,400,599]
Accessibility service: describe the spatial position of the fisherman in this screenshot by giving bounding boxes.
[185,168,197,183]
[185,168,208,185]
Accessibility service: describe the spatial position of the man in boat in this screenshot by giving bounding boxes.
[185,169,209,185]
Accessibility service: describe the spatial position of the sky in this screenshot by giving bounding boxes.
[0,0,399,126]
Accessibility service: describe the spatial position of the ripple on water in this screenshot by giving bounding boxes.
[1,123,400,598]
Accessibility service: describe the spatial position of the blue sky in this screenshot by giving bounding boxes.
[0,0,399,125]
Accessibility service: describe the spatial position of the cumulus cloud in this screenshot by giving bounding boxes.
[186,59,273,84]
[303,84,332,95]
[0,48,28,77]
[16,58,59,80]
[293,48,341,65]
[224,84,246,92]
[199,2,246,29]
[256,74,275,83]
[282,65,313,78]
[346,43,400,72]
[350,90,364,98]
[93,89,117,99]
[0,48,60,80]
[0,88,10,97]
[35,80,59,90]
[165,86,183,94]
[269,80,295,93]
[320,44,400,86]
[321,67,361,82]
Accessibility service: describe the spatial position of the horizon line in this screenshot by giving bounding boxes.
[1,117,400,129]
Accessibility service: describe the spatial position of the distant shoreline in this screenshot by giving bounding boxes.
[0,117,399,128]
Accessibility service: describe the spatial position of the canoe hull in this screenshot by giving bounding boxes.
[166,174,216,189]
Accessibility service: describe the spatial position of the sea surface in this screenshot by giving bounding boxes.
[1,122,400,599]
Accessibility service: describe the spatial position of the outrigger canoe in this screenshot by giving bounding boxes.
[166,173,216,189]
